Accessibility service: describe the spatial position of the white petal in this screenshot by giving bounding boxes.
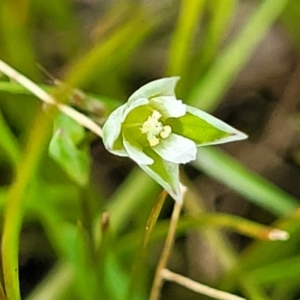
[128,77,180,103]
[186,106,248,145]
[123,138,154,165]
[102,104,127,155]
[139,161,182,203]
[122,97,149,122]
[149,96,186,118]
[105,147,127,157]
[153,133,197,164]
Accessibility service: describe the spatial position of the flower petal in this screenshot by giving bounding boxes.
[153,133,197,164]
[123,134,154,165]
[102,104,127,156]
[149,96,186,118]
[139,151,182,202]
[122,97,149,122]
[128,77,180,103]
[186,106,248,145]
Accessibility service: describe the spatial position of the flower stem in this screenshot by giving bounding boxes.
[0,60,102,137]
[161,269,246,300]
[149,201,182,300]
[0,61,57,300]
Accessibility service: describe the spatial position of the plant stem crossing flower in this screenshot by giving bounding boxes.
[103,77,247,202]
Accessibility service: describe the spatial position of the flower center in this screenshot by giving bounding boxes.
[140,110,172,146]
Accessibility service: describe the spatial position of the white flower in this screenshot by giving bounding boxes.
[103,77,247,202]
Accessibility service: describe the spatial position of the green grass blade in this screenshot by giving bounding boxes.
[65,14,155,89]
[193,0,236,73]
[0,1,38,77]
[247,255,300,284]
[193,147,298,216]
[188,0,289,111]
[117,212,287,255]
[31,0,80,59]
[0,109,20,166]
[2,112,53,300]
[281,0,300,52]
[167,0,206,75]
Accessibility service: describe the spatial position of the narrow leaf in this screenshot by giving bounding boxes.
[49,114,90,186]
[0,109,20,165]
[143,190,168,247]
[194,147,298,216]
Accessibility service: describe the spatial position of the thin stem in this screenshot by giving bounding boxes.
[161,269,246,300]
[149,201,182,300]
[125,190,167,300]
[0,60,102,300]
[2,112,51,300]
[143,190,168,248]
[0,60,102,137]
[0,283,6,300]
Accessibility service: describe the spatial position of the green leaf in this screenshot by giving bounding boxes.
[49,113,90,186]
[55,112,85,144]
[128,77,180,103]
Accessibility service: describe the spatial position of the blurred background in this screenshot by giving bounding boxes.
[1,0,300,299]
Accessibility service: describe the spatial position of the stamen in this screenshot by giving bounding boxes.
[140,110,172,146]
[152,110,162,119]
[160,125,171,139]
[148,136,160,147]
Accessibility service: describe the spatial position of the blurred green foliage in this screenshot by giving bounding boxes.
[0,0,300,300]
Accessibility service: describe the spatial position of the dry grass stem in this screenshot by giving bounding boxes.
[161,269,247,300]
[0,60,103,137]
[149,201,182,300]
[268,229,289,241]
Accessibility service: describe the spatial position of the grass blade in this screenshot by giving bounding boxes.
[188,0,289,111]
[193,147,298,216]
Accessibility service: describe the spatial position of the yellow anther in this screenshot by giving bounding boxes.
[152,110,162,119]
[160,125,171,139]
[140,110,172,146]
[148,136,160,147]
